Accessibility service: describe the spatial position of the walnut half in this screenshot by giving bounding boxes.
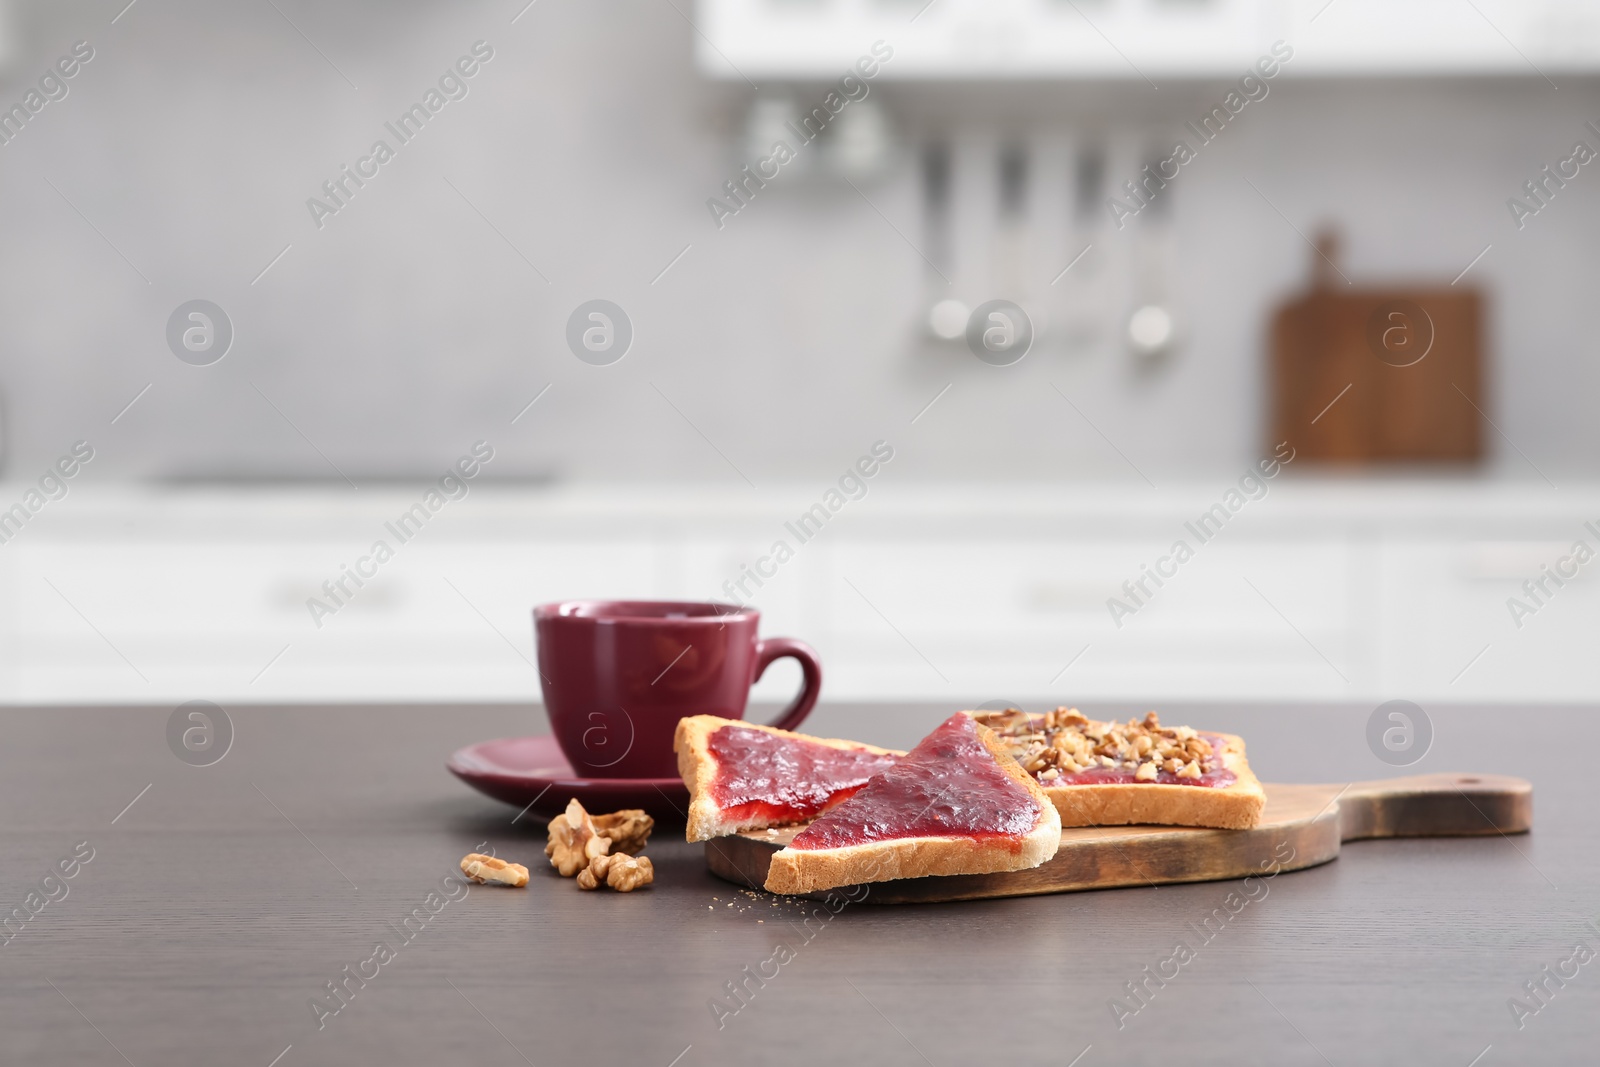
[591,809,654,855]
[577,852,654,892]
[545,798,613,877]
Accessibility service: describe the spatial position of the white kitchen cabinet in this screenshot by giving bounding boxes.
[1374,538,1600,701]
[0,536,663,703]
[1,484,1597,706]
[822,536,1358,701]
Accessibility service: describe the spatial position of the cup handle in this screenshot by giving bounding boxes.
[752,637,823,733]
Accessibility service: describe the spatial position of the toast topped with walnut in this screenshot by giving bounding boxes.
[675,715,900,843]
[763,712,1061,895]
[972,708,1265,830]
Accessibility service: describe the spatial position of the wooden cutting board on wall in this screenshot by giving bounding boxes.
[1269,235,1485,464]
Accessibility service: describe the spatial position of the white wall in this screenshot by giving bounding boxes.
[0,0,1595,489]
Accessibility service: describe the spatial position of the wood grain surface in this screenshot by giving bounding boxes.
[0,703,1592,1067]
[706,773,1533,903]
[1268,234,1485,465]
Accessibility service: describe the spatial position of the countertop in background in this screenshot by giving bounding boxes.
[0,478,1594,705]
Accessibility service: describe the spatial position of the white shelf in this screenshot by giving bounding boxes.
[695,0,1600,80]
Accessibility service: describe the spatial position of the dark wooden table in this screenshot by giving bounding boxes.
[1,701,1593,1066]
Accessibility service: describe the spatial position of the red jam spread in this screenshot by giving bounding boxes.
[1052,736,1236,788]
[788,713,1040,851]
[708,725,898,825]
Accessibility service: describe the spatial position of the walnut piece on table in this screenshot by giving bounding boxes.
[546,799,656,884]
[545,798,612,876]
[460,853,530,888]
[590,808,654,854]
[577,852,654,892]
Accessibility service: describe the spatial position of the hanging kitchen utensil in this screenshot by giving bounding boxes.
[1127,145,1179,369]
[921,140,968,342]
[1056,141,1105,355]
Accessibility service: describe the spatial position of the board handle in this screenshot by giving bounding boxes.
[1335,773,1531,842]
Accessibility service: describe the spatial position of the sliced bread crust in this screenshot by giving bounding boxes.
[674,714,901,843]
[763,718,1062,895]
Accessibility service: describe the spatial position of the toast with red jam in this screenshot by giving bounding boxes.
[763,712,1061,895]
[675,715,900,843]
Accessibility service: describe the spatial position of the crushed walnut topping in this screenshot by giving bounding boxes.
[973,708,1220,784]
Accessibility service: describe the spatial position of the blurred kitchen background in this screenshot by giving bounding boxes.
[1,0,1598,707]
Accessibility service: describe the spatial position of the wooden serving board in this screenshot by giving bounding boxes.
[703,773,1532,904]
